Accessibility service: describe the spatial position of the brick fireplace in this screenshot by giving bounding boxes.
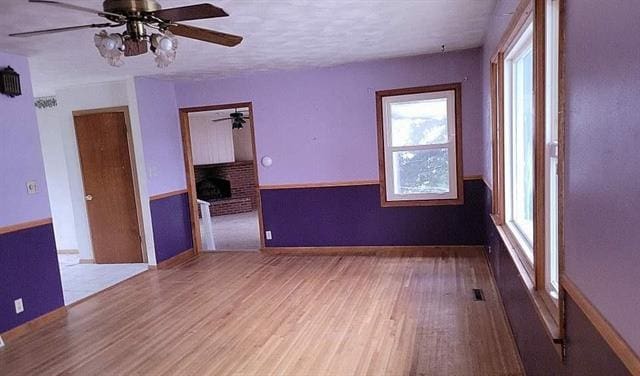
[195,161,258,216]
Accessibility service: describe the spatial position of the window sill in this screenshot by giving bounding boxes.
[490,215,563,358]
[381,196,464,208]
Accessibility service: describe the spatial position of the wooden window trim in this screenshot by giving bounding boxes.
[490,0,565,350]
[376,83,464,207]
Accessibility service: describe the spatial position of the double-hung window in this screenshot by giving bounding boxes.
[545,0,560,299]
[376,84,463,206]
[504,23,535,262]
[491,0,564,338]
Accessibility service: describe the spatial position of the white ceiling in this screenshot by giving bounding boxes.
[0,0,496,95]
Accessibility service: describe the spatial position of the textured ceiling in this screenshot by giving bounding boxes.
[0,0,496,95]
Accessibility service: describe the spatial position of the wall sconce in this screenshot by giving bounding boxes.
[0,66,22,97]
[261,156,273,167]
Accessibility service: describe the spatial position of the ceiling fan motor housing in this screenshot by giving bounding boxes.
[103,0,162,14]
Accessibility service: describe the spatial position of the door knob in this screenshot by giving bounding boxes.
[85,194,93,201]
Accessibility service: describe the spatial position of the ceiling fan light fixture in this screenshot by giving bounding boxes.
[12,1,243,68]
[151,31,178,68]
[94,30,124,67]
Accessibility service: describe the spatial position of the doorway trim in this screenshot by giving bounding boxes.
[178,102,265,254]
[71,106,148,263]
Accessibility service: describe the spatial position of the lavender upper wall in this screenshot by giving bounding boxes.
[134,77,186,196]
[0,51,50,227]
[175,49,483,185]
[564,0,640,355]
[480,0,520,186]
[0,50,63,335]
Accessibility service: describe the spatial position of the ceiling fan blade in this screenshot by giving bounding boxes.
[212,118,231,122]
[28,0,126,21]
[9,23,114,37]
[154,4,228,22]
[168,24,242,47]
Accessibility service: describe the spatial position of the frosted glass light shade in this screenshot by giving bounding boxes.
[94,30,124,67]
[151,31,178,68]
[261,156,273,167]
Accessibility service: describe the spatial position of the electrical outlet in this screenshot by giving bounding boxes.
[26,180,38,194]
[265,231,272,240]
[14,298,24,314]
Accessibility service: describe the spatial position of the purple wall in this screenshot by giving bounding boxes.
[481,0,638,370]
[149,193,193,263]
[134,77,187,196]
[262,180,486,247]
[0,51,51,227]
[480,0,520,185]
[563,0,640,355]
[0,51,63,335]
[0,224,64,333]
[487,201,630,376]
[175,49,483,186]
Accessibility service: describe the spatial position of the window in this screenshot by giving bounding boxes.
[490,0,564,339]
[545,0,560,299]
[376,84,463,206]
[504,23,534,262]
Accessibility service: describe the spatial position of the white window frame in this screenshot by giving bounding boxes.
[381,90,458,202]
[504,22,535,263]
[545,0,560,300]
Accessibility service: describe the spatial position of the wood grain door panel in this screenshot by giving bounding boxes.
[74,111,143,264]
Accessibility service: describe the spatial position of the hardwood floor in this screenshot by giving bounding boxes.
[0,250,523,375]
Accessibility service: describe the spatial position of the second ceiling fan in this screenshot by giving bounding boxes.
[212,109,250,129]
[9,0,243,67]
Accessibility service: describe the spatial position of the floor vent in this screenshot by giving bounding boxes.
[472,288,485,301]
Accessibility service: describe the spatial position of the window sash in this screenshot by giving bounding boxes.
[545,0,561,299]
[504,23,535,263]
[382,90,458,201]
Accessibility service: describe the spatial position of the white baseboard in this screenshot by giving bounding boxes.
[57,249,80,255]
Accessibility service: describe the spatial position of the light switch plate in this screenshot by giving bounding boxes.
[14,298,24,314]
[26,180,38,194]
[265,231,272,240]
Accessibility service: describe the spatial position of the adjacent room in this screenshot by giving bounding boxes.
[187,106,261,251]
[1,1,638,375]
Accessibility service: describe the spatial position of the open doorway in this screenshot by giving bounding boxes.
[179,103,264,252]
[37,105,148,305]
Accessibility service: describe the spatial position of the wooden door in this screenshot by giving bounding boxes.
[74,111,143,264]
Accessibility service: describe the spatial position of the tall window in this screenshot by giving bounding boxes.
[504,23,534,262]
[545,0,560,299]
[490,0,564,337]
[376,84,463,206]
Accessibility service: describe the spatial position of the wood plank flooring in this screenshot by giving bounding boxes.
[0,250,523,375]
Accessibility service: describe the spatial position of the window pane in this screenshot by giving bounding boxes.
[512,46,534,244]
[549,156,559,294]
[390,98,448,146]
[546,0,560,299]
[393,149,450,194]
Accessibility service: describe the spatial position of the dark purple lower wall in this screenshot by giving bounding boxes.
[150,192,193,263]
[484,186,630,376]
[260,179,487,247]
[0,223,64,334]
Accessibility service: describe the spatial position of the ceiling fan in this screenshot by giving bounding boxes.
[9,0,243,68]
[212,109,250,129]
